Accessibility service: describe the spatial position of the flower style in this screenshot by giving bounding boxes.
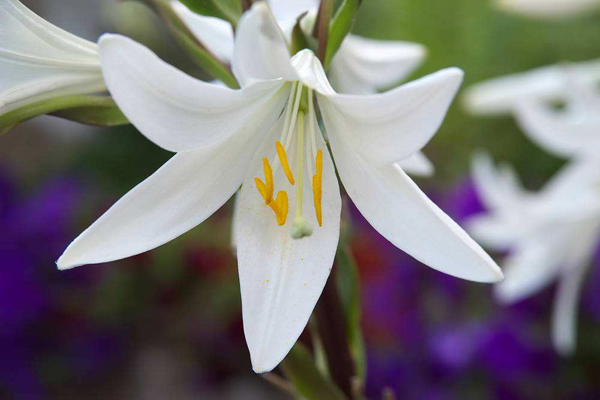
[172,0,433,176]
[57,2,502,372]
[0,0,105,117]
[468,154,600,355]
[495,0,600,18]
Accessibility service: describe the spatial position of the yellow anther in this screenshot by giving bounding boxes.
[269,191,289,226]
[262,157,274,201]
[254,178,270,204]
[276,141,295,185]
[312,149,323,227]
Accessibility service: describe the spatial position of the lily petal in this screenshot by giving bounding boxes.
[397,152,434,177]
[236,113,341,373]
[515,99,600,158]
[463,59,600,116]
[57,107,285,269]
[471,152,524,211]
[494,232,569,303]
[267,0,319,22]
[318,65,464,165]
[171,0,234,62]
[0,0,104,115]
[496,0,600,19]
[233,2,298,87]
[550,222,599,355]
[329,35,426,94]
[99,34,286,153]
[323,125,502,282]
[552,265,586,356]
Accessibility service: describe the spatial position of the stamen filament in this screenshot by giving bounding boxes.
[276,141,295,185]
[295,112,305,219]
[313,150,323,227]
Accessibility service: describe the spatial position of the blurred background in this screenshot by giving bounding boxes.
[2,0,600,398]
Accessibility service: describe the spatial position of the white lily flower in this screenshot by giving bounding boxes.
[172,0,432,176]
[495,0,600,19]
[514,75,600,161]
[469,154,600,355]
[0,0,105,116]
[463,59,600,116]
[57,3,502,372]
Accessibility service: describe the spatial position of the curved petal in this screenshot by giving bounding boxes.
[396,152,434,177]
[324,122,502,282]
[56,111,283,269]
[463,59,600,116]
[236,113,341,373]
[471,152,524,211]
[550,221,598,354]
[493,233,569,303]
[318,67,464,165]
[329,35,426,94]
[552,265,587,356]
[171,1,234,62]
[267,0,319,22]
[515,99,600,158]
[233,2,297,87]
[496,0,600,18]
[99,34,287,153]
[0,0,104,115]
[462,65,565,116]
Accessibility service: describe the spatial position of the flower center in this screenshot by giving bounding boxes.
[254,82,323,239]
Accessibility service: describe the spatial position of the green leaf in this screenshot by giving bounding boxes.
[290,13,314,55]
[179,0,242,27]
[324,0,363,69]
[280,342,348,400]
[0,96,129,134]
[336,245,366,382]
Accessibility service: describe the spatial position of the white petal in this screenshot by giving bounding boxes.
[514,99,600,158]
[99,34,287,153]
[550,220,598,354]
[236,113,341,373]
[396,152,434,177]
[463,59,600,116]
[552,266,586,356]
[171,0,234,62]
[494,233,569,303]
[329,35,427,94]
[232,2,297,87]
[323,122,502,282]
[57,112,283,269]
[318,68,464,165]
[496,0,600,19]
[471,152,524,211]
[0,0,104,115]
[267,0,319,22]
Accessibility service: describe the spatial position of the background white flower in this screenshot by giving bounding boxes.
[0,0,105,116]
[469,154,600,355]
[495,0,600,19]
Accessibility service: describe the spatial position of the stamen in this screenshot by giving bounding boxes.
[313,150,323,227]
[276,141,295,185]
[254,178,270,204]
[262,157,274,201]
[270,191,289,226]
